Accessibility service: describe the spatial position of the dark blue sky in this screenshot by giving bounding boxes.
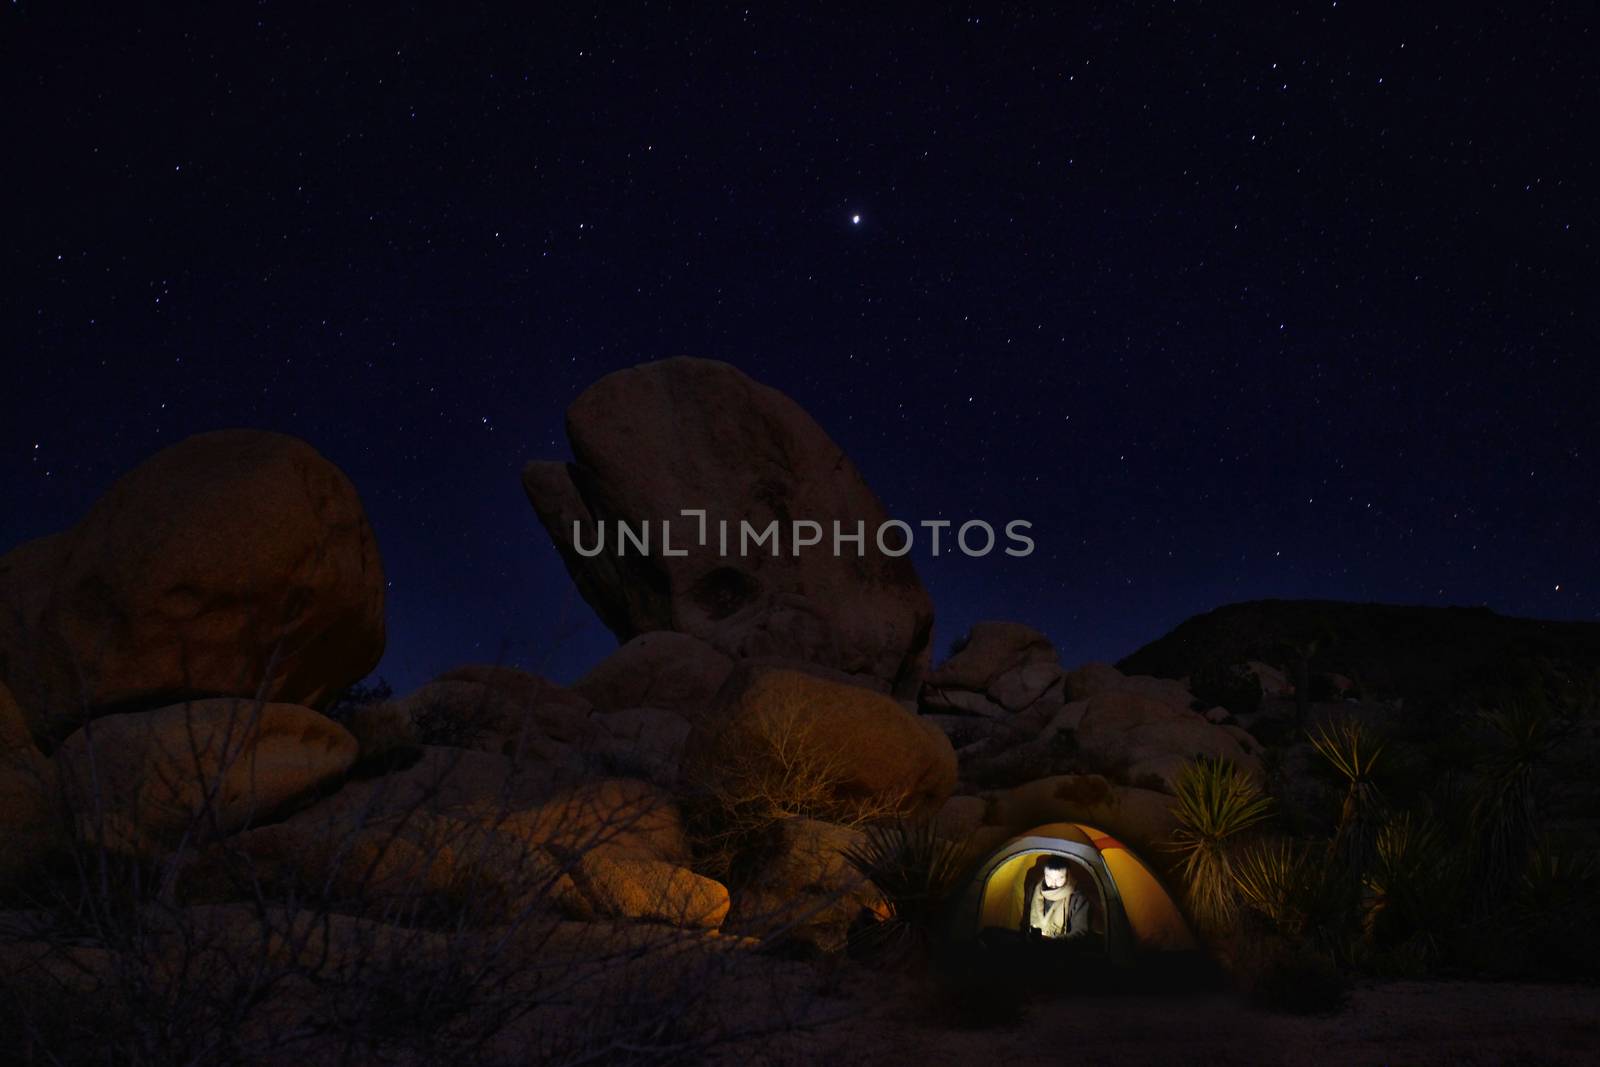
[4,4,1596,692]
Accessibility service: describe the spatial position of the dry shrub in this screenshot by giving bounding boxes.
[687,683,912,884]
[0,660,845,1065]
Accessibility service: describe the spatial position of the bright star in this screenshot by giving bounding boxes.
[851,214,861,225]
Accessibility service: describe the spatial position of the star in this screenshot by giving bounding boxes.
[851,214,861,225]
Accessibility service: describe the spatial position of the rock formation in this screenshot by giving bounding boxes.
[522,358,933,698]
[921,622,1261,793]
[572,631,733,718]
[54,697,358,853]
[0,430,385,746]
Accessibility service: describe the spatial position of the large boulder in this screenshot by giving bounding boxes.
[1245,659,1293,698]
[54,698,358,850]
[921,622,1068,729]
[458,776,701,926]
[686,664,957,815]
[927,621,1057,693]
[567,853,729,929]
[1102,674,1196,715]
[522,358,934,699]
[572,632,734,719]
[1062,661,1130,702]
[990,661,1066,713]
[1074,689,1260,791]
[498,777,692,865]
[0,431,385,746]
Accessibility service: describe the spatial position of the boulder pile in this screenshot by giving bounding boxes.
[0,367,1271,963]
[920,622,1262,794]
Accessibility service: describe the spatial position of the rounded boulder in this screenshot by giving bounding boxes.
[0,430,385,744]
[55,697,358,850]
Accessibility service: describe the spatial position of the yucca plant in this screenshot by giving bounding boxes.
[1508,842,1599,977]
[1361,811,1460,959]
[842,819,970,960]
[1469,697,1559,903]
[1168,757,1274,935]
[1307,717,1386,872]
[1231,837,1314,938]
[1513,844,1595,921]
[1233,836,1359,956]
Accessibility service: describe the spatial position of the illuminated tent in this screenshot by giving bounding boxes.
[946,821,1197,966]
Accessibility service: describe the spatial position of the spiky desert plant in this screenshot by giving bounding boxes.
[1168,757,1274,935]
[1233,836,1359,954]
[1232,837,1314,938]
[842,819,970,960]
[1499,841,1600,978]
[1469,696,1559,903]
[1361,810,1460,959]
[1512,844,1597,931]
[1307,716,1385,799]
[1307,716,1386,871]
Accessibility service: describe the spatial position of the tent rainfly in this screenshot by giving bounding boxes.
[945,821,1197,966]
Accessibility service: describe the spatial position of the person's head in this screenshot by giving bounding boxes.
[1042,857,1070,889]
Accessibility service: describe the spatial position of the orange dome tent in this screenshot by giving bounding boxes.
[946,821,1197,965]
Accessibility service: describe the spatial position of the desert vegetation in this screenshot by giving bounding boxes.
[1164,660,1600,1014]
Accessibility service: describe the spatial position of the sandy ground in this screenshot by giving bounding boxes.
[772,973,1600,1066]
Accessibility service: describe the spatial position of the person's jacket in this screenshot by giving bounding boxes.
[1025,879,1089,939]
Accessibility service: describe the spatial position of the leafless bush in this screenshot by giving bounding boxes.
[0,635,852,1065]
[685,681,911,884]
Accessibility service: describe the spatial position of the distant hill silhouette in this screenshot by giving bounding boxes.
[1116,599,1600,703]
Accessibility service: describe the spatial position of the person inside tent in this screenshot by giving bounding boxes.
[1025,856,1089,941]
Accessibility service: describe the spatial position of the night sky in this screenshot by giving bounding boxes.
[5,4,1597,694]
